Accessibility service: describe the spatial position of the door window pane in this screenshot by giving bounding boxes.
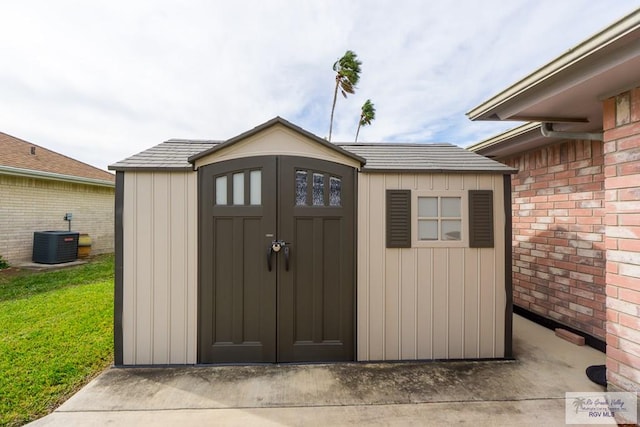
[233,173,244,205]
[313,173,324,206]
[296,170,307,206]
[250,170,261,205]
[418,197,437,217]
[441,220,461,240]
[441,197,460,217]
[418,220,438,240]
[329,177,341,207]
[216,176,227,205]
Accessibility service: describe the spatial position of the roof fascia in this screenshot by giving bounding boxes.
[467,9,640,121]
[1,165,115,187]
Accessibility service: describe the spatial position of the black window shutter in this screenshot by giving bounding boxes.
[386,190,411,248]
[469,190,494,248]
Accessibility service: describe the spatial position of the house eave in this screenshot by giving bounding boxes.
[0,165,116,188]
[466,8,640,124]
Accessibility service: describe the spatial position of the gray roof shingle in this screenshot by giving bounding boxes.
[109,139,220,171]
[109,140,516,174]
[340,143,516,173]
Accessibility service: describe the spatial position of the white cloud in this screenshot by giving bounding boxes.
[0,0,637,169]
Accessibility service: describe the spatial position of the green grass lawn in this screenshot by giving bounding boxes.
[0,255,114,426]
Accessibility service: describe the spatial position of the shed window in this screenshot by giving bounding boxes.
[214,169,262,206]
[412,190,467,247]
[295,170,342,207]
[417,196,462,241]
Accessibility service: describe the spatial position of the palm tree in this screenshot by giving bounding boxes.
[355,99,376,142]
[328,50,362,141]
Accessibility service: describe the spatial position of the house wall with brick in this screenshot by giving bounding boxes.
[502,139,606,340]
[0,174,115,264]
[603,87,640,398]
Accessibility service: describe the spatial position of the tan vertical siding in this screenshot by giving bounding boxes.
[122,171,197,365]
[357,172,507,360]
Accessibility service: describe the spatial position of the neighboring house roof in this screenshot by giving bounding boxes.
[0,132,115,187]
[466,7,640,158]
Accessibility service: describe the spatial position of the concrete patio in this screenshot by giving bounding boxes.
[30,315,606,426]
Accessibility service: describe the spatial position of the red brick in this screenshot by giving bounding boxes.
[631,87,640,122]
[619,162,640,176]
[619,187,640,201]
[604,97,616,130]
[606,346,640,370]
[606,174,640,190]
[620,215,640,226]
[608,273,640,290]
[604,121,640,142]
[555,328,585,345]
[619,239,640,252]
[606,358,619,375]
[618,135,640,151]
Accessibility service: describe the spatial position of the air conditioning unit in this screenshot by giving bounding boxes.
[32,231,80,264]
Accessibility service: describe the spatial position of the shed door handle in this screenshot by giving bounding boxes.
[284,246,290,271]
[267,245,275,272]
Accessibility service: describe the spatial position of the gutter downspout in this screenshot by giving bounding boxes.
[541,122,603,141]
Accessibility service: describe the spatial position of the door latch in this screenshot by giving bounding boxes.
[267,240,291,271]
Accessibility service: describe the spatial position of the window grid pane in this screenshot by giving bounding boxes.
[233,173,244,205]
[329,177,341,207]
[215,176,227,205]
[441,220,462,241]
[312,173,324,206]
[296,170,307,206]
[418,220,438,240]
[418,197,438,217]
[249,170,261,205]
[441,197,461,217]
[417,195,462,242]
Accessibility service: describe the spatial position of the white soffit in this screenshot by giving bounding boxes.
[467,8,640,132]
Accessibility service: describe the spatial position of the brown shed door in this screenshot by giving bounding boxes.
[199,156,355,363]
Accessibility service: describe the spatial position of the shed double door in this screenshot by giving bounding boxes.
[199,156,355,363]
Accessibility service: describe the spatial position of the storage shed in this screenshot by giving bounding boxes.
[109,117,516,366]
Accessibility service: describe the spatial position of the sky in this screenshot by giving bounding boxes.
[1,1,638,171]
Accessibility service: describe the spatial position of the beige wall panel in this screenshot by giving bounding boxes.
[463,249,480,358]
[356,174,370,360]
[360,174,387,360]
[384,249,400,359]
[122,171,198,365]
[479,249,497,358]
[416,248,433,359]
[152,173,170,363]
[400,249,417,359]
[448,248,465,358]
[432,249,449,358]
[194,124,361,169]
[357,172,508,361]
[133,173,154,364]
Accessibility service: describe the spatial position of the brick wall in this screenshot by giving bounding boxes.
[504,140,606,340]
[0,174,115,264]
[604,87,640,398]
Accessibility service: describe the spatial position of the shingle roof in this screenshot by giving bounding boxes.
[339,143,516,173]
[110,140,515,174]
[0,132,115,184]
[109,139,221,171]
